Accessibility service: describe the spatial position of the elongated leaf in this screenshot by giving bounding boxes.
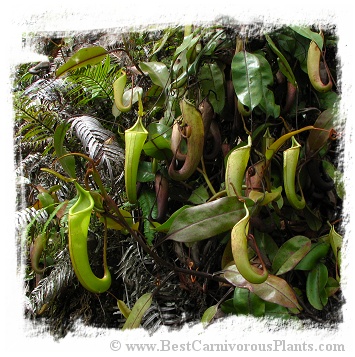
[201,304,219,328]
[137,161,155,182]
[188,185,209,204]
[248,186,282,206]
[224,265,301,310]
[304,205,323,231]
[198,63,225,114]
[143,122,172,160]
[232,51,273,110]
[172,35,201,79]
[166,197,254,243]
[306,263,328,310]
[254,231,279,264]
[329,225,342,269]
[139,61,170,88]
[250,275,301,311]
[265,34,297,86]
[322,160,344,199]
[154,205,191,233]
[277,32,296,55]
[272,235,311,275]
[318,91,339,110]
[117,299,131,319]
[295,242,330,271]
[306,109,334,155]
[53,123,76,178]
[290,26,323,50]
[173,34,195,60]
[138,188,157,245]
[56,46,108,77]
[254,53,278,118]
[233,287,265,317]
[264,302,293,319]
[257,87,280,119]
[266,125,314,161]
[292,32,310,73]
[150,29,174,57]
[325,277,340,297]
[188,29,225,75]
[220,298,236,314]
[122,293,153,330]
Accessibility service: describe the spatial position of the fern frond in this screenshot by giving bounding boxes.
[25,249,74,315]
[70,115,124,181]
[15,206,48,232]
[23,78,68,110]
[13,95,59,153]
[116,241,156,305]
[64,56,119,107]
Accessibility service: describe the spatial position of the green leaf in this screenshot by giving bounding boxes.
[292,32,310,73]
[188,185,210,204]
[202,29,225,56]
[173,33,195,60]
[139,61,170,88]
[117,299,131,319]
[188,29,224,75]
[265,34,297,86]
[322,160,345,199]
[317,91,339,110]
[232,51,273,110]
[220,298,235,314]
[264,302,293,319]
[53,123,76,178]
[122,293,153,330]
[166,197,254,243]
[295,242,330,271]
[143,122,172,160]
[272,236,311,275]
[138,188,157,245]
[254,231,279,264]
[251,274,301,311]
[325,277,340,297]
[150,29,174,58]
[137,161,155,182]
[40,201,68,236]
[257,87,280,119]
[290,26,324,50]
[41,168,76,183]
[306,109,334,155]
[248,186,282,206]
[233,287,265,317]
[306,263,328,310]
[198,63,225,114]
[224,265,301,310]
[277,32,296,55]
[154,205,191,233]
[56,46,108,77]
[172,34,201,70]
[201,304,219,328]
[329,225,342,268]
[304,205,323,231]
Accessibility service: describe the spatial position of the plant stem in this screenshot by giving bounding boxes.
[197,157,217,196]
